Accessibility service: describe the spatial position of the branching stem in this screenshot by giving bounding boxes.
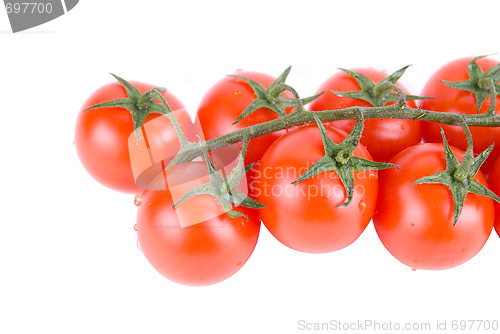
[169,104,500,167]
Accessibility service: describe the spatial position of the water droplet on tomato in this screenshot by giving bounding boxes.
[358,200,367,212]
[134,224,138,231]
[411,267,417,271]
[137,239,142,251]
[237,261,242,266]
[411,223,415,227]
[233,89,242,96]
[134,193,143,206]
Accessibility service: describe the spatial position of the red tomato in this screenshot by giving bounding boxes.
[420,57,500,173]
[136,162,260,286]
[250,124,378,253]
[309,68,421,162]
[488,156,500,237]
[75,81,194,194]
[373,143,494,270]
[195,70,292,165]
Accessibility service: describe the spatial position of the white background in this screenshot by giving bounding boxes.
[1,1,500,333]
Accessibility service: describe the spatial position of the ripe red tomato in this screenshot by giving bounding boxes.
[420,57,500,173]
[136,162,260,286]
[250,124,378,253]
[75,81,194,194]
[488,156,500,237]
[195,70,293,165]
[373,143,494,270]
[309,68,421,162]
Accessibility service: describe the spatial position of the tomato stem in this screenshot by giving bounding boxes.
[84,72,500,170]
[484,78,498,116]
[168,103,500,167]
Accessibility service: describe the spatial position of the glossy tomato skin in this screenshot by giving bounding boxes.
[75,81,193,194]
[195,70,292,165]
[309,68,421,162]
[251,124,378,253]
[488,156,500,237]
[373,143,494,270]
[136,162,260,286]
[420,57,500,173]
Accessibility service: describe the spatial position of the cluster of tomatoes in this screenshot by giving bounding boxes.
[75,56,500,286]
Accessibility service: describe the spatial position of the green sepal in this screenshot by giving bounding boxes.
[441,55,500,112]
[110,73,142,101]
[234,98,286,123]
[470,143,495,176]
[292,112,397,207]
[230,66,322,124]
[83,74,174,143]
[331,66,431,107]
[293,156,337,184]
[269,66,292,91]
[275,92,324,110]
[348,156,398,171]
[297,92,324,106]
[414,127,500,225]
[334,167,356,207]
[171,183,216,209]
[83,98,136,112]
[144,102,168,115]
[227,210,248,220]
[384,65,410,84]
[232,190,267,209]
[172,137,266,220]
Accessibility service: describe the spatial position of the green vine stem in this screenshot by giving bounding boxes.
[169,104,500,167]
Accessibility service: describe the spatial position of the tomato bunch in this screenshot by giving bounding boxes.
[75,56,500,286]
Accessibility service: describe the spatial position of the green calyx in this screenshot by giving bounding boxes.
[292,111,397,207]
[414,122,500,225]
[330,66,430,107]
[172,136,266,220]
[441,55,500,113]
[83,74,174,143]
[230,66,322,124]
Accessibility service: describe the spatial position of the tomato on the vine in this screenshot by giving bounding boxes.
[75,80,194,194]
[373,143,494,270]
[195,70,293,165]
[309,68,421,162]
[250,124,378,253]
[136,162,261,286]
[420,56,500,173]
[488,156,500,237]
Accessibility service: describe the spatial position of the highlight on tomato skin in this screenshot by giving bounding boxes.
[75,80,195,194]
[308,67,422,163]
[419,56,500,174]
[250,124,379,254]
[487,156,500,238]
[373,143,495,271]
[135,162,261,286]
